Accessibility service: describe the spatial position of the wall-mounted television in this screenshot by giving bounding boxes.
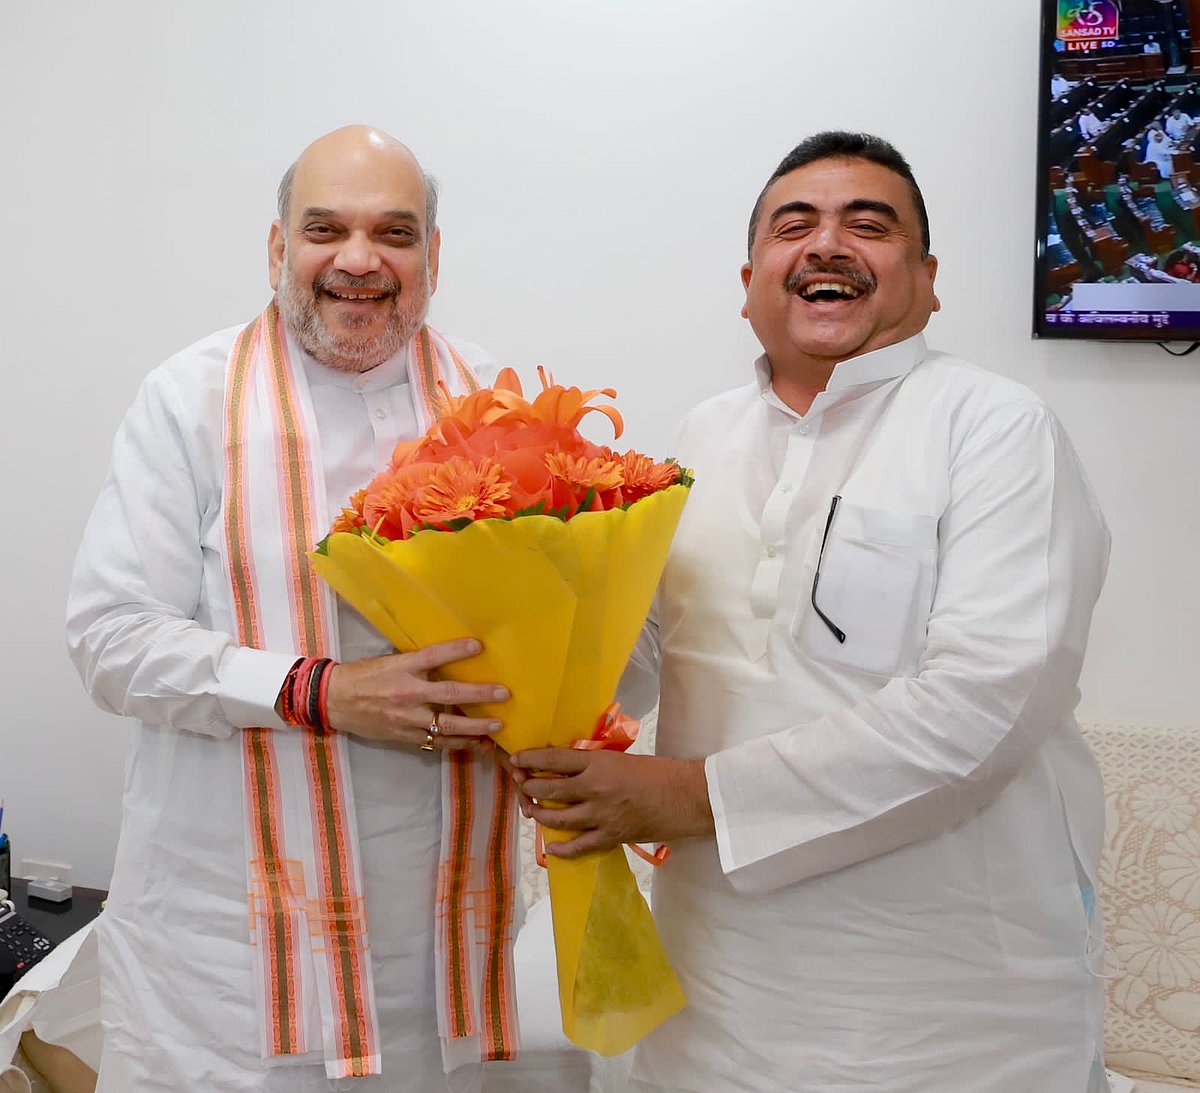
[1035,0,1200,340]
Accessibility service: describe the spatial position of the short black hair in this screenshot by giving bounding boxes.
[746,131,931,259]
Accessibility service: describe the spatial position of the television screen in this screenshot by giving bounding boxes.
[1035,0,1200,340]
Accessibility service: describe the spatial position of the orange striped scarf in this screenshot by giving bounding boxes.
[222,302,519,1080]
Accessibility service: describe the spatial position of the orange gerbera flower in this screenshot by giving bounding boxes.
[330,488,368,535]
[410,456,514,529]
[545,451,625,512]
[617,451,682,504]
[362,463,437,540]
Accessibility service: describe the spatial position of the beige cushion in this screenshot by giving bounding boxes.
[1115,1073,1200,1091]
[1081,722,1200,1087]
[1136,1080,1200,1091]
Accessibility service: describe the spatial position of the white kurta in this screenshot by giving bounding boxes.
[1079,113,1104,141]
[621,335,1111,1093]
[1145,135,1176,179]
[67,322,497,1092]
[1166,114,1192,142]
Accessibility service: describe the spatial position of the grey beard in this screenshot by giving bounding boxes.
[276,262,430,374]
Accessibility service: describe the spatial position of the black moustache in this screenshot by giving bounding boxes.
[785,266,875,295]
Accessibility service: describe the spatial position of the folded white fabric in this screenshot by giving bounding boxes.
[0,923,101,1092]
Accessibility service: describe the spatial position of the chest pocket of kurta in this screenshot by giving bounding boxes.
[792,501,937,678]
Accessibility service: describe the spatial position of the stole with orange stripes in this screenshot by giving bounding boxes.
[224,303,380,1078]
[224,304,519,1078]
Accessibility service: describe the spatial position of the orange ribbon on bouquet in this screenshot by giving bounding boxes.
[534,702,671,869]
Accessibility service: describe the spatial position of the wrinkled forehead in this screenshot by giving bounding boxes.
[289,146,427,225]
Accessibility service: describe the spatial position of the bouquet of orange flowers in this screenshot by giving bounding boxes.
[311,367,690,1055]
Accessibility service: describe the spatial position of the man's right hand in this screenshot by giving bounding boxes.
[324,638,507,750]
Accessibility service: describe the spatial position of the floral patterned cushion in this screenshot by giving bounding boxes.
[1080,722,1200,1088]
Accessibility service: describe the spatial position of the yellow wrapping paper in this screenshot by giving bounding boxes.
[311,482,689,1054]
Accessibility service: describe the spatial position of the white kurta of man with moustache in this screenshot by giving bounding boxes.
[67,324,497,1092]
[619,334,1111,1093]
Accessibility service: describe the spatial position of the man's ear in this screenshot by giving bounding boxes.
[925,253,940,313]
[426,228,441,295]
[740,261,753,319]
[268,221,284,291]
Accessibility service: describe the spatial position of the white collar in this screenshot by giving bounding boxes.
[754,333,928,421]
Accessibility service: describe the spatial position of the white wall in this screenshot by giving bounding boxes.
[3,0,1197,889]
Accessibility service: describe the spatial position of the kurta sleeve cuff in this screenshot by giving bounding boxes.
[706,741,857,896]
[217,646,298,731]
[705,751,743,886]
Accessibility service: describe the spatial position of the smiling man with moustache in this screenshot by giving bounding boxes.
[512,132,1112,1092]
[68,126,517,1092]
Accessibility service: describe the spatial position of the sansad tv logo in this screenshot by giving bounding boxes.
[1058,0,1120,42]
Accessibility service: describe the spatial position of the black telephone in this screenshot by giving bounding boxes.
[0,899,54,995]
